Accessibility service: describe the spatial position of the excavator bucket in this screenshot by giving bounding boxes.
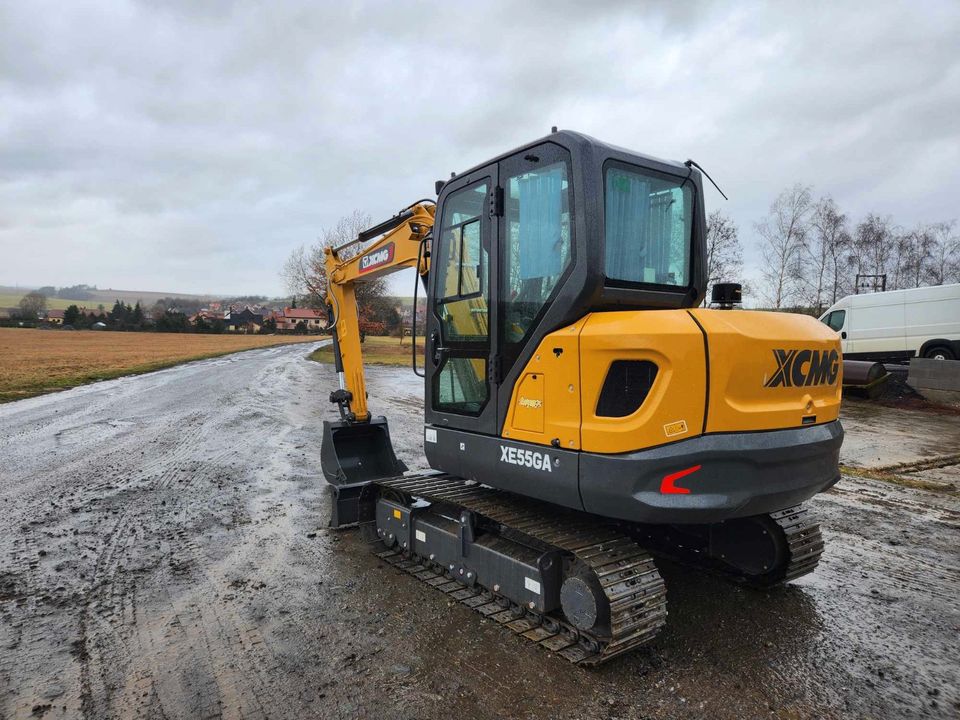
[321,416,407,527]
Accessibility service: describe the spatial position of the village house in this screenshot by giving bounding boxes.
[224,307,264,333]
[277,307,324,332]
[188,308,225,325]
[44,309,65,325]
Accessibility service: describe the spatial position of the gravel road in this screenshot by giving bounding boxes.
[1,343,958,719]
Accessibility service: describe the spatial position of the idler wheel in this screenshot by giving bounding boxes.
[560,573,610,632]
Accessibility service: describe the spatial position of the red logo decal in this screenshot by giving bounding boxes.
[359,242,395,273]
[660,465,701,494]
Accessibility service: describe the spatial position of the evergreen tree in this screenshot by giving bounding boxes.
[132,301,145,327]
[63,305,81,326]
[109,300,125,324]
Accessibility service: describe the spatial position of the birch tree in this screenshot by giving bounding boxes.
[926,220,960,285]
[901,225,936,289]
[704,210,743,304]
[850,214,896,290]
[756,184,812,308]
[800,196,850,311]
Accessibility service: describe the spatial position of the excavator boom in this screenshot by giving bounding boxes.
[320,201,435,525]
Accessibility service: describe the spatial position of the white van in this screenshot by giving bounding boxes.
[819,284,960,361]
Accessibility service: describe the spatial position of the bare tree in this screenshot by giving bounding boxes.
[281,244,314,302]
[703,210,743,304]
[926,220,960,286]
[889,229,911,290]
[900,225,936,289]
[17,291,47,320]
[281,210,389,312]
[849,214,896,290]
[149,300,168,322]
[890,224,940,290]
[756,184,812,308]
[799,196,850,311]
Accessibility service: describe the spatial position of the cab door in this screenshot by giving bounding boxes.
[495,144,575,429]
[823,309,850,353]
[424,165,500,435]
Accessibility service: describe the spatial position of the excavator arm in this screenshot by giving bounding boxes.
[324,201,435,422]
[321,201,435,526]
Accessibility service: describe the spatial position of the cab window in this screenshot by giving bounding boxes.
[501,160,572,347]
[435,181,489,342]
[604,163,693,288]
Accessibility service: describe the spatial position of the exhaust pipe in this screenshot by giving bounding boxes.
[321,416,407,527]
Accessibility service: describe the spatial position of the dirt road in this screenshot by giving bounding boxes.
[1,344,957,719]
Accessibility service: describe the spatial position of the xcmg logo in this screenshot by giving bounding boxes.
[765,349,839,388]
[359,243,395,273]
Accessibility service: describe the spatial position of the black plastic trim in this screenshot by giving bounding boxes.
[578,420,844,524]
[686,310,710,433]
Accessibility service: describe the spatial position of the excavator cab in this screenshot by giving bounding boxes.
[422,131,707,446]
[322,130,709,525]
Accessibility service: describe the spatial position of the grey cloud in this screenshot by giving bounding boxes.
[1,0,958,295]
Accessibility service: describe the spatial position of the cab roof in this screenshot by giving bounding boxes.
[450,129,691,182]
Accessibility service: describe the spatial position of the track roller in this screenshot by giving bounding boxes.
[365,472,667,666]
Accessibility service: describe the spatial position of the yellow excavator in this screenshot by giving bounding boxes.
[320,130,843,665]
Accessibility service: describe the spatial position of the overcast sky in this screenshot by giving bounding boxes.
[1,0,958,298]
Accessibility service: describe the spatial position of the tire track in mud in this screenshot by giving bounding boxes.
[72,411,219,717]
[75,419,259,715]
[1,343,328,718]
[63,349,323,718]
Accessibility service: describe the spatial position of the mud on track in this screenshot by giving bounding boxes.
[0,343,957,719]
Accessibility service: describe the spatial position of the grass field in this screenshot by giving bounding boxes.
[309,335,424,367]
[0,293,85,311]
[0,287,222,313]
[0,328,319,402]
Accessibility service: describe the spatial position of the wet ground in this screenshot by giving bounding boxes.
[1,343,958,719]
[841,398,960,478]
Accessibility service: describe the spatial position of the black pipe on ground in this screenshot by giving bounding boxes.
[842,360,889,399]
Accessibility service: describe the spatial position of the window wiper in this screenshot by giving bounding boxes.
[684,159,728,200]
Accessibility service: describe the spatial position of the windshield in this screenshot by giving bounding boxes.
[604,163,693,288]
[823,310,845,331]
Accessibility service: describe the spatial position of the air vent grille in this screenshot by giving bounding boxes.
[596,360,658,418]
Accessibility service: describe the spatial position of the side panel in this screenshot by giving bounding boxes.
[423,425,583,512]
[501,317,587,450]
[690,309,842,433]
[850,301,906,354]
[905,294,960,354]
[579,311,706,454]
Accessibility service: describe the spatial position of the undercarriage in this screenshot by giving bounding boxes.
[357,472,823,666]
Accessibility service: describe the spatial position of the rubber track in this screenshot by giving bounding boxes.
[371,473,667,666]
[771,505,824,584]
[633,504,824,587]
